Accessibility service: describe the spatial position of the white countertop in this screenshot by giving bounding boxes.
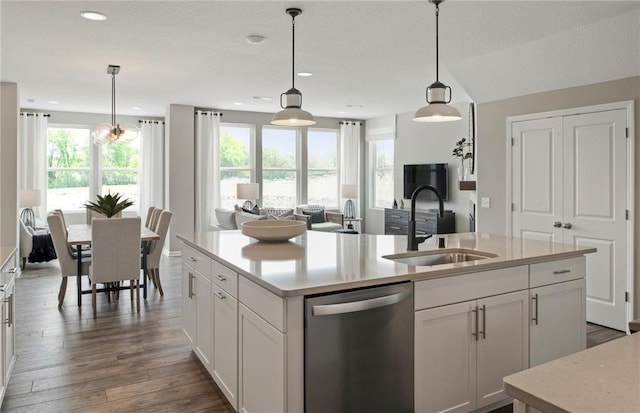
[176,231,596,297]
[504,333,640,413]
[0,245,17,289]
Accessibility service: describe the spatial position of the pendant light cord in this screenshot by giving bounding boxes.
[111,72,116,127]
[291,13,296,89]
[434,2,440,82]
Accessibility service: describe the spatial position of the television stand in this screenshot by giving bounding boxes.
[384,208,455,236]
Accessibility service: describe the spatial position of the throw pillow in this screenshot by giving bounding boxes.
[241,205,261,215]
[214,208,237,230]
[277,209,294,218]
[304,209,325,224]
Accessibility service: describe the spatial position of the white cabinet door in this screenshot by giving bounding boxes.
[415,300,476,413]
[3,278,15,383]
[194,271,213,371]
[530,279,586,367]
[476,290,529,409]
[0,289,4,397]
[213,284,238,410]
[239,304,285,413]
[181,263,197,346]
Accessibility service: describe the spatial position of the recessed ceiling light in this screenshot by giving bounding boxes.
[132,106,143,110]
[338,111,347,114]
[297,72,313,77]
[252,96,272,101]
[233,102,244,106]
[346,104,363,108]
[246,35,265,45]
[27,98,35,103]
[48,100,60,104]
[80,11,107,21]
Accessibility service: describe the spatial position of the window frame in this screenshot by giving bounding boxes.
[219,122,256,209]
[260,125,301,207]
[306,127,340,208]
[369,138,395,210]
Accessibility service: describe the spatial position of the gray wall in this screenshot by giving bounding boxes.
[476,75,640,319]
[1,82,19,248]
[365,103,474,236]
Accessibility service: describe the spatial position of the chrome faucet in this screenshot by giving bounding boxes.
[408,184,445,251]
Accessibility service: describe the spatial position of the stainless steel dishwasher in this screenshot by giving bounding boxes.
[305,282,414,413]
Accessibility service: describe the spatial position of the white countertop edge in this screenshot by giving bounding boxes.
[176,233,595,298]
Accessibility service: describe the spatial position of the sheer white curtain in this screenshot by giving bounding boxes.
[194,111,221,232]
[340,121,361,210]
[139,120,165,223]
[19,113,48,218]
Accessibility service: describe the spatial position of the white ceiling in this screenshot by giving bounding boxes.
[2,1,639,120]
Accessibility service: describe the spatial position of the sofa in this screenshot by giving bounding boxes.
[214,207,295,231]
[19,219,56,268]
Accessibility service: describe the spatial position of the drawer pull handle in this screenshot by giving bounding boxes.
[479,304,486,339]
[532,294,539,325]
[390,226,401,230]
[215,275,227,282]
[215,292,226,300]
[553,269,571,275]
[390,215,402,218]
[188,257,197,262]
[472,307,479,341]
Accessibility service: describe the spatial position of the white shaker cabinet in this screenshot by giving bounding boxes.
[0,251,17,404]
[181,262,197,346]
[415,290,529,413]
[212,284,238,409]
[238,303,285,413]
[529,258,586,367]
[194,271,213,370]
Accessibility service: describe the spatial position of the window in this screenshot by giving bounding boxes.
[220,124,254,210]
[262,127,298,207]
[307,129,338,207]
[47,125,141,213]
[371,139,394,209]
[101,133,140,212]
[47,127,91,211]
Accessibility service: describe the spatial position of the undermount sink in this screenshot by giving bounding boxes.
[382,248,498,267]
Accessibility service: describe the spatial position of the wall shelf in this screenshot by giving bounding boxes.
[459,181,476,191]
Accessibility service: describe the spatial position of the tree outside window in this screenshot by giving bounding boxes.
[220,124,253,210]
[101,133,140,213]
[262,127,298,207]
[372,139,394,209]
[47,127,91,211]
[307,129,338,207]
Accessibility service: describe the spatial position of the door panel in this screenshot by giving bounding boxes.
[511,118,563,244]
[511,107,630,331]
[563,109,628,331]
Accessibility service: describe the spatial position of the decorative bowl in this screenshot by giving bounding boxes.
[240,220,306,242]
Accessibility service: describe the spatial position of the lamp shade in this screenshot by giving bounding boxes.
[413,103,462,122]
[237,183,259,199]
[341,184,358,199]
[20,189,41,207]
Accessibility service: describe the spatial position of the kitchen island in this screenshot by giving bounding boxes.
[176,231,595,413]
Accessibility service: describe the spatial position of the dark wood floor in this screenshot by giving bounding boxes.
[3,256,628,412]
[3,255,234,413]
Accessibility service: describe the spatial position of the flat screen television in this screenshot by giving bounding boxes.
[403,163,448,201]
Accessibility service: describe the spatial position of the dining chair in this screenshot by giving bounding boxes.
[144,206,158,228]
[51,209,92,256]
[90,217,141,319]
[145,210,172,296]
[47,213,91,308]
[148,207,161,231]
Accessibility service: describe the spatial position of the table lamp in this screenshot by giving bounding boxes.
[342,184,358,219]
[237,183,259,209]
[20,189,41,228]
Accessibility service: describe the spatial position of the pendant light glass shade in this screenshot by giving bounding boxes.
[413,0,462,123]
[93,65,133,144]
[271,8,315,126]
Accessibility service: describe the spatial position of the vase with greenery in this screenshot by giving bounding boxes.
[83,192,134,218]
[452,138,472,181]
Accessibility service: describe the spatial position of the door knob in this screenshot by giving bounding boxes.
[553,221,562,228]
[562,222,572,229]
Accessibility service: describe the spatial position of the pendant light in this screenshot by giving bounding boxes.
[271,8,316,126]
[413,0,462,122]
[93,65,134,144]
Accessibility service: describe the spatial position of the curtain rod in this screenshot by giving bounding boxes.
[20,112,50,117]
[138,120,165,124]
[194,108,223,116]
[340,121,361,125]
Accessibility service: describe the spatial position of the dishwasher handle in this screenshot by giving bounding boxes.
[312,290,411,316]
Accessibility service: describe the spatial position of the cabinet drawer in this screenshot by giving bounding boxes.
[239,276,285,332]
[530,257,585,288]
[212,259,238,298]
[414,265,529,310]
[181,243,212,277]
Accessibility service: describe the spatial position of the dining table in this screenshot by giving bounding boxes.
[66,224,160,306]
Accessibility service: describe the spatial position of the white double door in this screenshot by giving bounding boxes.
[510,105,631,331]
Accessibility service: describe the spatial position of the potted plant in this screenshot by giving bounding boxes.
[84,192,134,218]
[452,138,473,181]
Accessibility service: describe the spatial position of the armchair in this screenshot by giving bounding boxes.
[294,205,344,232]
[19,219,56,269]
